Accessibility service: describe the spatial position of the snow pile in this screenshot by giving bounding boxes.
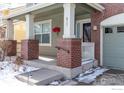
[0,61,39,86]
[76,67,109,84]
[49,80,77,86]
[49,80,60,85]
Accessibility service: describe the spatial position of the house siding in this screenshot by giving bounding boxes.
[14,21,26,42]
[14,11,90,57]
[35,13,90,57]
[35,13,64,57]
[91,3,124,64]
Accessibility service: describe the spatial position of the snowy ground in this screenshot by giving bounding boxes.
[0,61,39,86]
[49,67,109,85]
[0,60,113,86]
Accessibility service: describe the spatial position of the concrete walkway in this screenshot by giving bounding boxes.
[15,68,64,85]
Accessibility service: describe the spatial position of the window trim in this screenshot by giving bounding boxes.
[34,19,52,46]
[117,26,124,33]
[76,18,91,40]
[104,27,113,34]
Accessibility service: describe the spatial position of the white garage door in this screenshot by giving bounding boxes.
[103,26,124,70]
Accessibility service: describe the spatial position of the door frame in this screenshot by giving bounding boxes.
[100,25,104,66]
[76,18,94,61]
[76,18,91,39]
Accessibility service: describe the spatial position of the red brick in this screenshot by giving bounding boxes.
[21,39,39,60]
[56,38,81,68]
[5,40,17,56]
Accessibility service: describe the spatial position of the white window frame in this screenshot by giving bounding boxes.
[34,19,52,46]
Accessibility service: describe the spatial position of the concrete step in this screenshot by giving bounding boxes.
[15,68,64,85]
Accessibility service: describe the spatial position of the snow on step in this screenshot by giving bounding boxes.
[49,80,78,86]
[76,67,109,84]
[0,61,39,86]
[15,68,64,85]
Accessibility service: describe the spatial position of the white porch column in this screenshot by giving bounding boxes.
[6,19,14,40]
[25,14,34,39]
[63,3,76,38]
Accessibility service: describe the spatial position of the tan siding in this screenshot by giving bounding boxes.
[13,12,90,57]
[35,13,63,57]
[35,13,90,57]
[14,21,26,42]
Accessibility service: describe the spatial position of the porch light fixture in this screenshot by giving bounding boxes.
[93,25,97,31]
[52,27,61,36]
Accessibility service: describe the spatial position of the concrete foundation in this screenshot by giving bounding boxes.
[25,59,82,79]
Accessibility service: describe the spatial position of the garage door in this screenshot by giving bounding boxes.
[103,26,124,70]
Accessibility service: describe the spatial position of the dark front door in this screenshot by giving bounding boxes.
[83,23,91,42]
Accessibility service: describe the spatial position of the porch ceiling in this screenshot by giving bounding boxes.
[13,4,94,21]
[3,3,104,20]
[34,4,91,22]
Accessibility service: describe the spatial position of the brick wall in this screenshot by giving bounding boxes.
[91,3,124,64]
[56,38,81,68]
[21,39,39,60]
[5,40,17,56]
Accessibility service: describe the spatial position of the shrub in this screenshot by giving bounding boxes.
[13,56,24,71]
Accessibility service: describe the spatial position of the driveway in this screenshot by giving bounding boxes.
[93,69,124,85]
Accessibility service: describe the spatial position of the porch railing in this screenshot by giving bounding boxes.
[82,42,95,61]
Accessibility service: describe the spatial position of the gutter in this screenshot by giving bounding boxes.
[3,3,104,20]
[86,3,105,12]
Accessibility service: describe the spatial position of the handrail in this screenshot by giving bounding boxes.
[55,46,70,53]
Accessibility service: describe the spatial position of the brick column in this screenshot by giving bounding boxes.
[21,39,39,60]
[56,38,81,68]
[5,40,17,56]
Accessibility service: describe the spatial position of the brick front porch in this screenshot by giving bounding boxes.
[3,3,103,79]
[24,56,82,79]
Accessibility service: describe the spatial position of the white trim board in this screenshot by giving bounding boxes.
[100,25,103,66]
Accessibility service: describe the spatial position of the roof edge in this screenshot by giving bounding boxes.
[86,3,105,12]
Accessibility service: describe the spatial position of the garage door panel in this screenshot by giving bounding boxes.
[104,45,124,48]
[104,58,124,69]
[103,26,124,70]
[104,55,124,58]
[103,48,124,56]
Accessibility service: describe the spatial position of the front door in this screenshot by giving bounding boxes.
[76,19,94,61]
[76,19,91,42]
[83,23,91,42]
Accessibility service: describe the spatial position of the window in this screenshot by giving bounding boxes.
[105,27,113,33]
[117,26,124,32]
[34,20,52,46]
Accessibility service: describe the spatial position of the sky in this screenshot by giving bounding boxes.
[0,3,26,10]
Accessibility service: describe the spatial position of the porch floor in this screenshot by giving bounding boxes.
[23,56,83,79]
[24,56,57,68]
